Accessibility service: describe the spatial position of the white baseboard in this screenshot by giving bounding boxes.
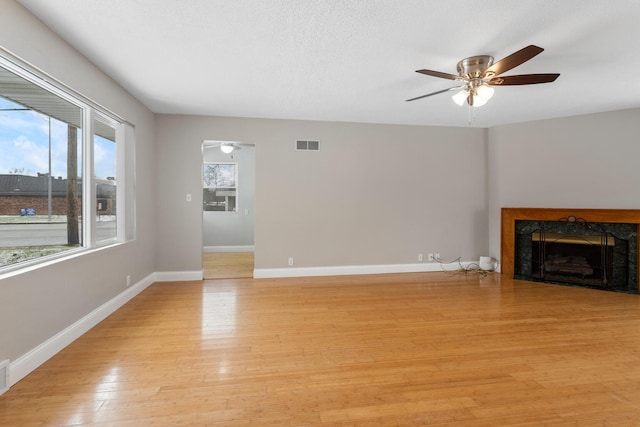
[154,270,203,281]
[9,273,155,387]
[253,261,477,279]
[203,245,255,253]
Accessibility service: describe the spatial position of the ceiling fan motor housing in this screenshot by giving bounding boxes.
[456,55,494,78]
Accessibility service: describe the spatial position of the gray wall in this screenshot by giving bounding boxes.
[0,1,156,362]
[488,108,640,262]
[156,115,488,271]
[202,144,255,248]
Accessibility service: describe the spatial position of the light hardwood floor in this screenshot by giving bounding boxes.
[203,252,254,279]
[2,272,640,426]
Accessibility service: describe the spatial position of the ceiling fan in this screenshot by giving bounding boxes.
[204,141,243,154]
[406,45,559,107]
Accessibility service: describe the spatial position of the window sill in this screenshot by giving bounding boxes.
[0,241,127,281]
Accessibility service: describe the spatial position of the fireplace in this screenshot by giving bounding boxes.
[514,217,633,291]
[501,208,640,294]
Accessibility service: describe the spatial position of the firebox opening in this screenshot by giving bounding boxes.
[531,232,617,288]
[514,219,636,293]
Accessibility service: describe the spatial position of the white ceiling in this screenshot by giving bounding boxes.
[16,0,640,128]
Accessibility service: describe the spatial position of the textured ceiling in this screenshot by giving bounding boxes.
[15,0,640,128]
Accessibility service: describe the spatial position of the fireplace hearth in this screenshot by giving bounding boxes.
[501,208,640,294]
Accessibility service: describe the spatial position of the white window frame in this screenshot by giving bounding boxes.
[0,51,135,275]
[203,162,238,213]
[90,111,122,246]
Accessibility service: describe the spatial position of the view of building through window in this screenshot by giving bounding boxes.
[93,115,117,242]
[0,61,119,269]
[203,162,237,212]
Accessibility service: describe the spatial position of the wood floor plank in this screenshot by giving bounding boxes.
[2,272,640,425]
[203,252,254,279]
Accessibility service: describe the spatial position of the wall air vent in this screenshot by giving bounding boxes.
[296,140,319,151]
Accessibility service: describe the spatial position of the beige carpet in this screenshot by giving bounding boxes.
[203,252,254,279]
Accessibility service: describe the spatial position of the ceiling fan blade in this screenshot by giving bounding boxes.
[415,69,461,81]
[489,73,560,86]
[204,142,243,150]
[483,45,544,77]
[406,86,465,102]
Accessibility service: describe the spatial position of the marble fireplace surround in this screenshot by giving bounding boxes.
[501,208,640,291]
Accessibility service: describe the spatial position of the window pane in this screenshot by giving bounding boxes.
[0,66,83,267]
[93,116,117,242]
[203,163,237,212]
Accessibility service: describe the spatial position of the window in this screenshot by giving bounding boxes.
[93,114,117,242]
[0,54,133,271]
[203,163,237,212]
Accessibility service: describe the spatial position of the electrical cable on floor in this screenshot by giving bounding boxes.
[435,255,495,278]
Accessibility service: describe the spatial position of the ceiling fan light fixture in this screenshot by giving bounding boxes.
[452,89,469,106]
[475,84,495,105]
[458,83,494,107]
[220,143,234,154]
[471,95,487,107]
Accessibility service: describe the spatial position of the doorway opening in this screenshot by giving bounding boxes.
[202,140,255,279]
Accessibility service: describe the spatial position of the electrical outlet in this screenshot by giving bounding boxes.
[126,275,131,287]
[435,253,441,261]
[288,257,294,266]
[418,253,423,262]
[428,253,435,262]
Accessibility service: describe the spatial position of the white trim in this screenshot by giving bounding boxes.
[0,243,126,280]
[0,359,9,396]
[0,46,131,126]
[203,245,255,253]
[253,261,478,279]
[9,273,155,387]
[154,270,204,281]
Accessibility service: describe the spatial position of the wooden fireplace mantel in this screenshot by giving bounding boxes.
[501,208,640,287]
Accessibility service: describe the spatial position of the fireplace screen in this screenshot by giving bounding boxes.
[532,230,623,287]
[514,217,636,292]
